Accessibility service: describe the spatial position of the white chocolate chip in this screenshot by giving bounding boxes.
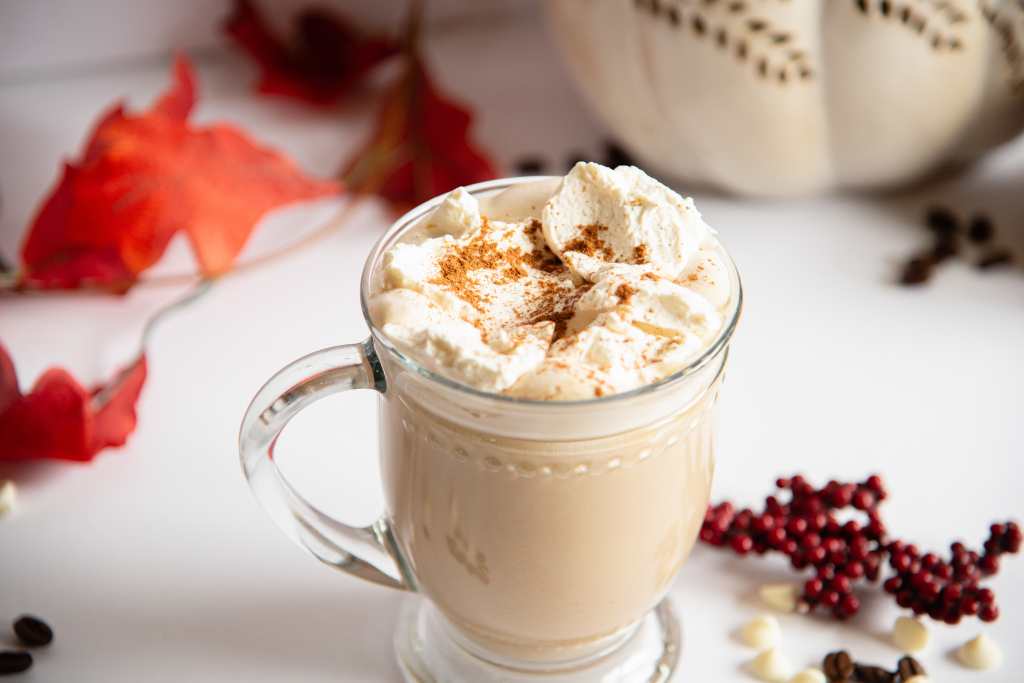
[759,583,799,613]
[748,648,793,683]
[957,633,1003,670]
[740,615,781,649]
[891,615,930,653]
[0,480,16,518]
[903,676,930,683]
[788,669,826,683]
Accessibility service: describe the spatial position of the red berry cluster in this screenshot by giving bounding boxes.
[883,521,1021,624]
[700,474,1020,622]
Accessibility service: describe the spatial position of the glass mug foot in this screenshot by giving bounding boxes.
[394,596,682,683]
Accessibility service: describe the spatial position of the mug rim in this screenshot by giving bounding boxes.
[359,176,743,407]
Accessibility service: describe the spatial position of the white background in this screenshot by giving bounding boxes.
[1,3,1023,682]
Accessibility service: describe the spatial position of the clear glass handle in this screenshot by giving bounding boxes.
[238,339,415,591]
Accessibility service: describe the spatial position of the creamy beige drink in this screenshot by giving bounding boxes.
[379,371,719,662]
[367,164,737,664]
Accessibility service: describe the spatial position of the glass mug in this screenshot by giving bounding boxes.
[239,177,742,682]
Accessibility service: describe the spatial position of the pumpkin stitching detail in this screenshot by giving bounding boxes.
[980,0,1024,94]
[633,0,816,83]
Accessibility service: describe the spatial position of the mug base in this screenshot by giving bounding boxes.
[394,596,682,683]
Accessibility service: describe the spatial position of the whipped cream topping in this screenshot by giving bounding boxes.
[369,163,733,400]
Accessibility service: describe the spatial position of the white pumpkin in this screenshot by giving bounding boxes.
[548,0,1024,197]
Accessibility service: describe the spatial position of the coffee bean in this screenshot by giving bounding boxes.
[13,616,52,648]
[823,650,855,681]
[967,214,995,244]
[899,255,934,285]
[931,236,960,263]
[853,663,894,682]
[565,151,589,171]
[978,249,1014,270]
[924,206,959,237]
[513,157,546,176]
[897,655,926,679]
[603,140,636,168]
[0,651,32,675]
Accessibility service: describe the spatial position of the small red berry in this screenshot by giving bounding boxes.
[979,554,999,575]
[883,577,902,594]
[839,593,860,616]
[852,489,874,510]
[767,527,787,547]
[844,561,865,579]
[787,518,808,536]
[807,546,828,566]
[865,474,885,495]
[802,533,822,550]
[831,575,852,594]
[810,513,828,531]
[730,534,753,555]
[977,587,995,605]
[822,590,841,607]
[849,537,870,560]
[942,584,962,605]
[804,578,824,598]
[980,604,999,622]
[891,553,912,573]
[961,597,979,615]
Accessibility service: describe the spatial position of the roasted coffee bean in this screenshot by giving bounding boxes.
[13,616,52,647]
[899,255,934,285]
[603,140,636,168]
[565,151,589,171]
[931,235,960,262]
[924,206,959,237]
[896,655,926,679]
[513,157,546,176]
[823,650,855,681]
[967,214,995,244]
[853,663,894,682]
[978,249,1014,270]
[0,651,32,675]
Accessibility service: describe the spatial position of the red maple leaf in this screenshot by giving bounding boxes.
[341,51,497,212]
[18,55,341,292]
[0,344,147,462]
[223,0,398,107]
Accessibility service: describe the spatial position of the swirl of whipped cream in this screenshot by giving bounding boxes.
[369,163,732,399]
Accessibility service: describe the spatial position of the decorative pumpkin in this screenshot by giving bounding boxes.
[548,0,1024,197]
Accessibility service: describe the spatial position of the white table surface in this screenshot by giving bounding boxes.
[1,12,1023,683]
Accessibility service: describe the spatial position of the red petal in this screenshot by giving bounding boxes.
[0,344,147,462]
[151,54,197,120]
[18,55,340,291]
[90,355,147,453]
[224,0,398,106]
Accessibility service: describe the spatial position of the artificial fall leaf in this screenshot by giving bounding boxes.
[341,51,498,212]
[224,0,398,106]
[0,344,147,462]
[18,54,341,292]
